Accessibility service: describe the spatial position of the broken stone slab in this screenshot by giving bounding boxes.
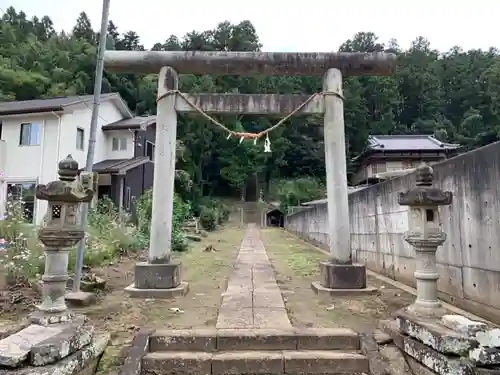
[396,309,478,356]
[0,324,64,367]
[373,329,392,345]
[67,275,106,293]
[30,319,94,366]
[470,346,500,366]
[382,320,475,375]
[475,367,500,375]
[0,332,109,375]
[0,320,30,340]
[186,234,202,242]
[477,329,500,348]
[441,315,488,337]
[65,291,96,307]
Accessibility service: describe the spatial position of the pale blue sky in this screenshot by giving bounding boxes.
[2,0,499,52]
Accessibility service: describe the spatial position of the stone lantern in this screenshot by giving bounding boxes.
[398,163,452,317]
[31,155,93,324]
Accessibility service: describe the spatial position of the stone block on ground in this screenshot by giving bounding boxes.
[396,309,478,356]
[67,275,106,293]
[65,291,96,307]
[383,319,475,375]
[470,346,500,366]
[373,329,392,345]
[441,314,487,337]
[476,329,500,348]
[134,261,181,290]
[120,328,153,375]
[0,332,109,375]
[319,261,367,289]
[30,319,94,366]
[0,320,30,340]
[0,324,64,367]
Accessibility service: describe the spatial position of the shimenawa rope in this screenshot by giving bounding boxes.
[156,90,344,152]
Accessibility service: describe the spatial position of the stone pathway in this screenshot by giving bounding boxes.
[216,224,292,329]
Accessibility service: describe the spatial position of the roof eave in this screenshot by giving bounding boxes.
[0,107,64,117]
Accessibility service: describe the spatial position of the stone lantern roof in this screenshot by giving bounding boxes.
[36,155,94,203]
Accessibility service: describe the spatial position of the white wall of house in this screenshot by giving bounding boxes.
[0,98,134,225]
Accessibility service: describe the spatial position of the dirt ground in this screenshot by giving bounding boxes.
[260,228,414,334]
[0,225,417,374]
[0,224,245,374]
[88,224,245,373]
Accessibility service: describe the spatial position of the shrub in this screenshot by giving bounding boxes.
[0,198,44,282]
[197,198,231,231]
[135,189,191,251]
[199,207,218,231]
[78,196,146,267]
[0,195,145,283]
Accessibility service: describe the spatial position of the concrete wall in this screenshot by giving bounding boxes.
[285,141,500,323]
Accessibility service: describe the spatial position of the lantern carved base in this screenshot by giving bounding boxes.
[124,261,189,299]
[406,300,447,318]
[311,261,378,296]
[29,309,76,326]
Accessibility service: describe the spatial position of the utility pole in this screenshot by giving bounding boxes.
[72,0,111,293]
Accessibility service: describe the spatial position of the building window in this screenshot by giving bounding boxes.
[19,123,41,146]
[124,186,131,211]
[6,182,36,223]
[145,141,155,161]
[76,128,85,150]
[112,137,127,151]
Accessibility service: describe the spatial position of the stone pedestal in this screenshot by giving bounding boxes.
[311,261,377,296]
[125,262,189,299]
[319,261,366,289]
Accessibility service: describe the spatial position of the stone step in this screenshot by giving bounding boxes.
[149,328,360,352]
[142,350,368,374]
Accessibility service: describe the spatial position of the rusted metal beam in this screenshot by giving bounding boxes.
[175,93,324,114]
[104,51,396,76]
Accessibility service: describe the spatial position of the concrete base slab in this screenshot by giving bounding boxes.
[311,281,378,296]
[65,291,96,307]
[319,261,367,289]
[124,281,189,299]
[134,261,183,289]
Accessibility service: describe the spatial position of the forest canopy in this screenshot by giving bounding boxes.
[1,6,500,198]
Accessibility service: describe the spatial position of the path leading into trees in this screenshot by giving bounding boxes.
[216,224,292,329]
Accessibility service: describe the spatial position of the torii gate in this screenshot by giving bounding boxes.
[104,50,396,298]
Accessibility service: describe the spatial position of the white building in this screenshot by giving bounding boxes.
[0,93,157,224]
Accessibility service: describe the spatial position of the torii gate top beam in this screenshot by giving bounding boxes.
[104,51,396,76]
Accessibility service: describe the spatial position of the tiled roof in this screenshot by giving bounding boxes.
[367,135,460,151]
[102,116,156,130]
[0,94,118,116]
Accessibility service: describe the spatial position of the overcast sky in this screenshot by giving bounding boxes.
[2,0,499,52]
